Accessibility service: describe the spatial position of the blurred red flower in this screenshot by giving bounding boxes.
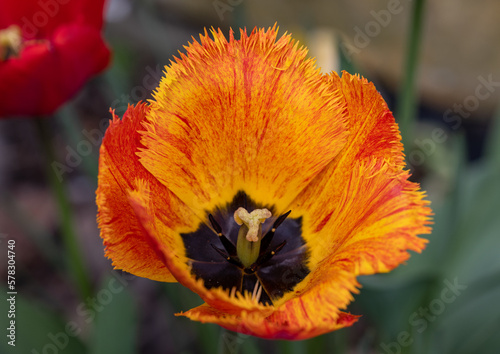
[0,0,111,117]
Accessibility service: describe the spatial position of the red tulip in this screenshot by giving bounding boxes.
[0,0,111,117]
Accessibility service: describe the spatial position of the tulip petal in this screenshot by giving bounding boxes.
[179,302,359,340]
[97,103,190,282]
[138,26,348,219]
[279,73,431,310]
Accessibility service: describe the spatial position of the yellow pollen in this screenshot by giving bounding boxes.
[234,207,272,242]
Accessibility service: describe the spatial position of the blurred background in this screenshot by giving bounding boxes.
[1,0,500,353]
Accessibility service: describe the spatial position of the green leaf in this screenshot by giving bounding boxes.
[443,161,500,284]
[354,277,430,343]
[421,129,500,353]
[88,274,137,354]
[427,276,500,354]
[0,288,86,354]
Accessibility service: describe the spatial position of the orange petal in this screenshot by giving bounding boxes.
[330,71,406,169]
[97,103,190,282]
[179,303,359,340]
[138,26,348,219]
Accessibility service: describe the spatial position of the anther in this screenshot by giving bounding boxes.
[260,210,291,253]
[208,214,222,234]
[208,214,237,257]
[210,243,242,267]
[254,240,287,268]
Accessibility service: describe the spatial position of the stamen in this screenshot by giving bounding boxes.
[261,210,291,252]
[251,280,259,299]
[230,286,237,299]
[253,240,287,269]
[210,243,242,267]
[208,214,223,235]
[210,243,230,260]
[251,280,263,303]
[256,282,263,303]
[272,210,292,230]
[209,214,237,256]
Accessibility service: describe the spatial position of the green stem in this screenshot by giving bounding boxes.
[35,118,92,301]
[57,105,99,185]
[0,192,60,268]
[396,0,426,151]
[485,102,500,174]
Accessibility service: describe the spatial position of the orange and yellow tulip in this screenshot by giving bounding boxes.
[96,26,432,340]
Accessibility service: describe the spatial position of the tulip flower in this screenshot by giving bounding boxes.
[96,26,432,339]
[0,0,110,117]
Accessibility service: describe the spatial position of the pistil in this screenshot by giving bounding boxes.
[0,25,22,61]
[234,207,271,267]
